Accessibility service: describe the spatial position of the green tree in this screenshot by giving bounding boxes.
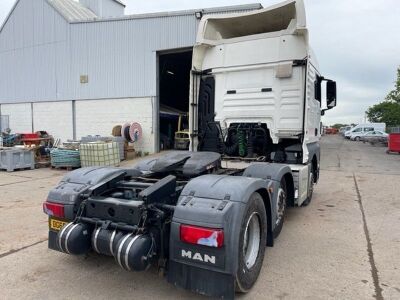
[366,67,400,127]
[331,123,347,130]
[366,101,400,127]
[385,67,400,103]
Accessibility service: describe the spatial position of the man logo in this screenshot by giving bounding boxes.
[181,250,216,264]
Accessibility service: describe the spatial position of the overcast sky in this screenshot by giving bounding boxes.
[1,0,399,125]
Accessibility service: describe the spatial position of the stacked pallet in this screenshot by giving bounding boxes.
[80,142,120,167]
[81,135,125,160]
[50,148,81,169]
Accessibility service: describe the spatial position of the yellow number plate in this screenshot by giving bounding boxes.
[49,218,68,231]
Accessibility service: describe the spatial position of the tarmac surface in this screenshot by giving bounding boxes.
[0,135,399,299]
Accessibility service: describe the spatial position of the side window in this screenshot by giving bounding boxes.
[353,128,362,133]
[365,127,374,132]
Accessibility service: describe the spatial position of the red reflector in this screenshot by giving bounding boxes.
[180,224,224,248]
[43,201,65,218]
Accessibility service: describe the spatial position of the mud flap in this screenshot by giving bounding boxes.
[168,261,235,299]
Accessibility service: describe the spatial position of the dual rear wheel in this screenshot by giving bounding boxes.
[236,171,315,292]
[236,192,266,292]
[236,178,288,292]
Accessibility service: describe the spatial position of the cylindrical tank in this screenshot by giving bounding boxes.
[57,222,92,255]
[92,228,125,256]
[114,234,154,271]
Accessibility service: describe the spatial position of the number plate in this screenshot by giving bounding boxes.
[49,218,68,231]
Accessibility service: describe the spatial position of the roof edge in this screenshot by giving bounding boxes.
[46,0,98,23]
[70,3,263,24]
[0,0,20,34]
[112,0,126,8]
[46,0,73,22]
[0,1,262,31]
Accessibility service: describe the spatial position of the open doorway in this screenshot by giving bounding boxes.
[158,50,192,150]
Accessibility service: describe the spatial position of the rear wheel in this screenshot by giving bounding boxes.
[236,192,267,293]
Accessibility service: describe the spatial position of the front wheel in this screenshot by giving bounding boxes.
[355,136,360,141]
[302,172,314,207]
[273,178,287,238]
[236,192,267,293]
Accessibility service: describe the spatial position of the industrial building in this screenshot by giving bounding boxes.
[0,0,262,153]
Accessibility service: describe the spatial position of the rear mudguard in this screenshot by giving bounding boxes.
[168,164,293,298]
[243,162,292,182]
[47,167,126,220]
[168,174,273,298]
[47,167,129,251]
[243,162,295,207]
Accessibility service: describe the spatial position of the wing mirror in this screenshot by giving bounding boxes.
[319,79,337,115]
[327,81,337,109]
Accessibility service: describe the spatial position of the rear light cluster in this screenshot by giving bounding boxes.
[43,201,65,218]
[180,224,224,248]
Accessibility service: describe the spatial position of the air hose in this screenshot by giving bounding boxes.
[238,130,247,157]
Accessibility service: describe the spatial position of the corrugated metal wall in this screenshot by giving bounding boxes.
[68,14,198,101]
[0,0,69,103]
[0,0,258,104]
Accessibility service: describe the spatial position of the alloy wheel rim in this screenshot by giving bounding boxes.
[275,188,286,226]
[243,212,261,269]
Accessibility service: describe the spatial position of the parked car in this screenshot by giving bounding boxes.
[345,123,385,139]
[361,130,388,145]
[349,130,370,141]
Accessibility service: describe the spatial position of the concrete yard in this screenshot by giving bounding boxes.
[0,135,399,299]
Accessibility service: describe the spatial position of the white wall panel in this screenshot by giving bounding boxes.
[75,97,154,153]
[33,101,73,142]
[0,103,32,132]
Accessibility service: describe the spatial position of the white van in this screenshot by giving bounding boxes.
[345,123,386,140]
[340,125,353,136]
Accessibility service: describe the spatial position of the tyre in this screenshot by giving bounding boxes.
[355,136,360,141]
[273,178,287,238]
[236,192,267,293]
[301,172,314,207]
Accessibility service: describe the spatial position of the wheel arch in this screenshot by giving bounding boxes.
[311,155,319,183]
[255,188,273,247]
[307,142,320,183]
[283,172,295,207]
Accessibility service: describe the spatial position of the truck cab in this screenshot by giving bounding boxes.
[189,0,336,205]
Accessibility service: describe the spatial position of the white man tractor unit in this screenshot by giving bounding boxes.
[43,0,336,298]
